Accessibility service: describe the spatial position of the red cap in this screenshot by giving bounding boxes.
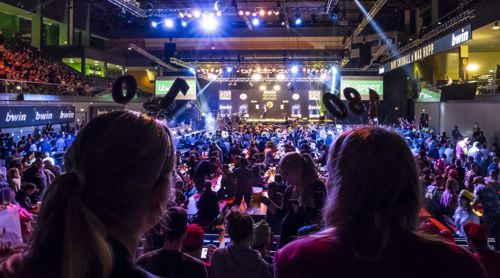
[435,160,445,171]
[463,222,488,245]
[183,224,205,252]
[449,169,458,179]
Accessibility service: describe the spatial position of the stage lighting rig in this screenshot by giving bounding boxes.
[107,0,146,17]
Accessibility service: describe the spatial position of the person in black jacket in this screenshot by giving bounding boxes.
[15,183,37,211]
[193,180,220,229]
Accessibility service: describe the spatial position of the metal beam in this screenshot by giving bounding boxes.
[128,43,177,71]
[344,0,387,49]
[243,16,254,31]
[107,0,146,17]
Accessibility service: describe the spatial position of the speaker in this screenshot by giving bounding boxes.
[164,43,177,59]
[358,43,371,67]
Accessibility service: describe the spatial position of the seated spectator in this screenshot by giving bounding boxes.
[137,206,208,278]
[14,183,37,212]
[183,224,207,261]
[464,222,500,278]
[0,111,175,277]
[275,127,487,278]
[252,220,274,265]
[211,210,272,278]
[7,168,21,193]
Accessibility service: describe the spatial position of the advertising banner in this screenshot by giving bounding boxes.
[340,76,384,100]
[0,105,75,128]
[89,105,125,119]
[155,77,197,100]
[380,24,472,73]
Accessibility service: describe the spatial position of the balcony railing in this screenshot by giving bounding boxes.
[0,79,111,97]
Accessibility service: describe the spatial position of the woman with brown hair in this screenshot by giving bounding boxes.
[1,111,176,278]
[261,152,326,247]
[275,127,486,278]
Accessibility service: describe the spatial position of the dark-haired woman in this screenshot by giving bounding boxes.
[1,111,176,278]
[261,152,326,247]
[275,127,487,278]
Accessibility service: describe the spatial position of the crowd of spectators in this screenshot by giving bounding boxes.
[0,38,111,96]
[0,112,500,277]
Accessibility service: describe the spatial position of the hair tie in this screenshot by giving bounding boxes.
[68,169,86,191]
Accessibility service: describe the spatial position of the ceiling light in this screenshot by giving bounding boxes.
[493,22,500,30]
[201,16,219,32]
[164,19,174,28]
[276,73,286,80]
[251,73,262,81]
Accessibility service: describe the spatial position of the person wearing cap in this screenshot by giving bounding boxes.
[137,206,208,278]
[252,220,274,265]
[183,223,212,264]
[451,190,480,237]
[464,222,500,278]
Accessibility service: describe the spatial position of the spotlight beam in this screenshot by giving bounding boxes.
[345,0,388,49]
[243,16,254,30]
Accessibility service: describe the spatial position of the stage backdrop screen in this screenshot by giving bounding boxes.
[340,76,383,100]
[155,77,197,100]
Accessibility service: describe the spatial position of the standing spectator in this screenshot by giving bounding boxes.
[265,181,284,234]
[473,176,500,250]
[452,125,462,143]
[137,207,209,278]
[451,190,480,237]
[233,157,254,209]
[274,127,487,278]
[193,180,220,229]
[22,158,47,194]
[262,152,326,247]
[211,210,272,278]
[441,178,459,218]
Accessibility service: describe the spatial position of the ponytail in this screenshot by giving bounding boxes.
[21,171,113,278]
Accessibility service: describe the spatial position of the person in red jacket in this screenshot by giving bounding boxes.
[464,222,500,278]
[275,127,487,278]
